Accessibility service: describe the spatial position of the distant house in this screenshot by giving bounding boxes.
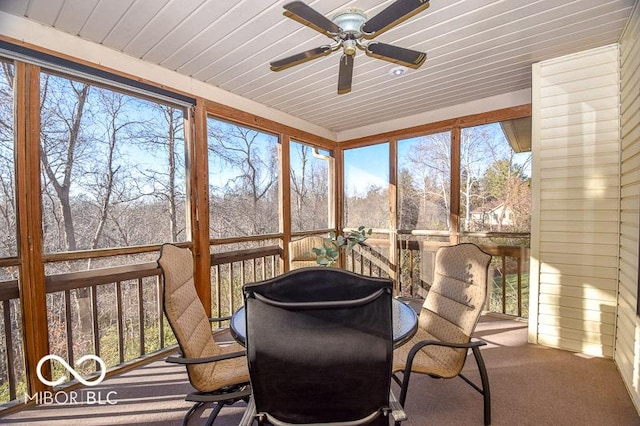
[470,202,512,230]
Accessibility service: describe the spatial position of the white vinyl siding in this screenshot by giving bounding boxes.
[530,45,620,357]
[616,2,640,413]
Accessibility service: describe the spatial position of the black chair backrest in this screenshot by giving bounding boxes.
[244,267,393,425]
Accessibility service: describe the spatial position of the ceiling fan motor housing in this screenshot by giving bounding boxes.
[332,9,367,56]
[332,8,367,35]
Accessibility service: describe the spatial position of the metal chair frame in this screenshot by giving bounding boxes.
[392,243,492,426]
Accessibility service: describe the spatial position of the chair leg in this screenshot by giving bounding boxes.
[205,402,225,426]
[397,370,413,408]
[183,401,204,426]
[394,371,412,426]
[471,346,491,426]
[182,400,226,426]
[239,397,256,426]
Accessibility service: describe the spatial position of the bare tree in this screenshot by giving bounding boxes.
[460,126,499,231]
[40,74,92,252]
[208,121,279,237]
[404,133,451,230]
[344,184,389,229]
[162,106,182,241]
[398,169,419,230]
[0,63,16,258]
[89,91,129,250]
[290,144,309,231]
[134,104,186,242]
[290,144,330,231]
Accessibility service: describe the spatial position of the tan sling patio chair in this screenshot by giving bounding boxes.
[392,243,492,425]
[158,243,251,426]
[288,235,327,270]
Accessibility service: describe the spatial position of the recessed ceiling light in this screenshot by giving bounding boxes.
[389,66,408,76]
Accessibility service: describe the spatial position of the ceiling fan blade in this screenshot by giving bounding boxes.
[270,46,332,71]
[366,42,426,69]
[337,55,354,95]
[362,0,430,37]
[283,1,341,36]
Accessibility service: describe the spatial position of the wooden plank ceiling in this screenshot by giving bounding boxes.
[0,0,636,133]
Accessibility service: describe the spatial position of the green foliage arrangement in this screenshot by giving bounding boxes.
[312,226,372,266]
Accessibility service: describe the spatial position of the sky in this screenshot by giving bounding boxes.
[344,143,389,197]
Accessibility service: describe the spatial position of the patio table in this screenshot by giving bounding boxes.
[230,297,418,348]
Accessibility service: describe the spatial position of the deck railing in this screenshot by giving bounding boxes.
[0,245,282,408]
[0,279,22,403]
[45,262,169,367]
[348,237,530,317]
[0,262,168,405]
[210,245,281,317]
[0,238,528,408]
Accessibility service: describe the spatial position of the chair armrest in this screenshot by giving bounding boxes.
[166,350,245,365]
[388,389,407,422]
[208,316,233,338]
[404,339,487,374]
[410,338,485,352]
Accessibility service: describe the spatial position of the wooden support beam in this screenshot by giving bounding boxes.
[388,139,398,285]
[15,62,50,394]
[450,127,461,245]
[279,134,292,272]
[339,104,531,148]
[190,99,211,315]
[204,100,334,150]
[334,148,345,268]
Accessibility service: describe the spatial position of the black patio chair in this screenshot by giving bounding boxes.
[239,267,406,425]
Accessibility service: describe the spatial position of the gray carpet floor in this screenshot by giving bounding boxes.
[2,315,638,425]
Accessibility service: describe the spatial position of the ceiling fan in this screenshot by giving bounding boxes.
[270,0,430,94]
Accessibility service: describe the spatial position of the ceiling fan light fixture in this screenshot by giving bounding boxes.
[271,1,430,94]
[343,39,357,56]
